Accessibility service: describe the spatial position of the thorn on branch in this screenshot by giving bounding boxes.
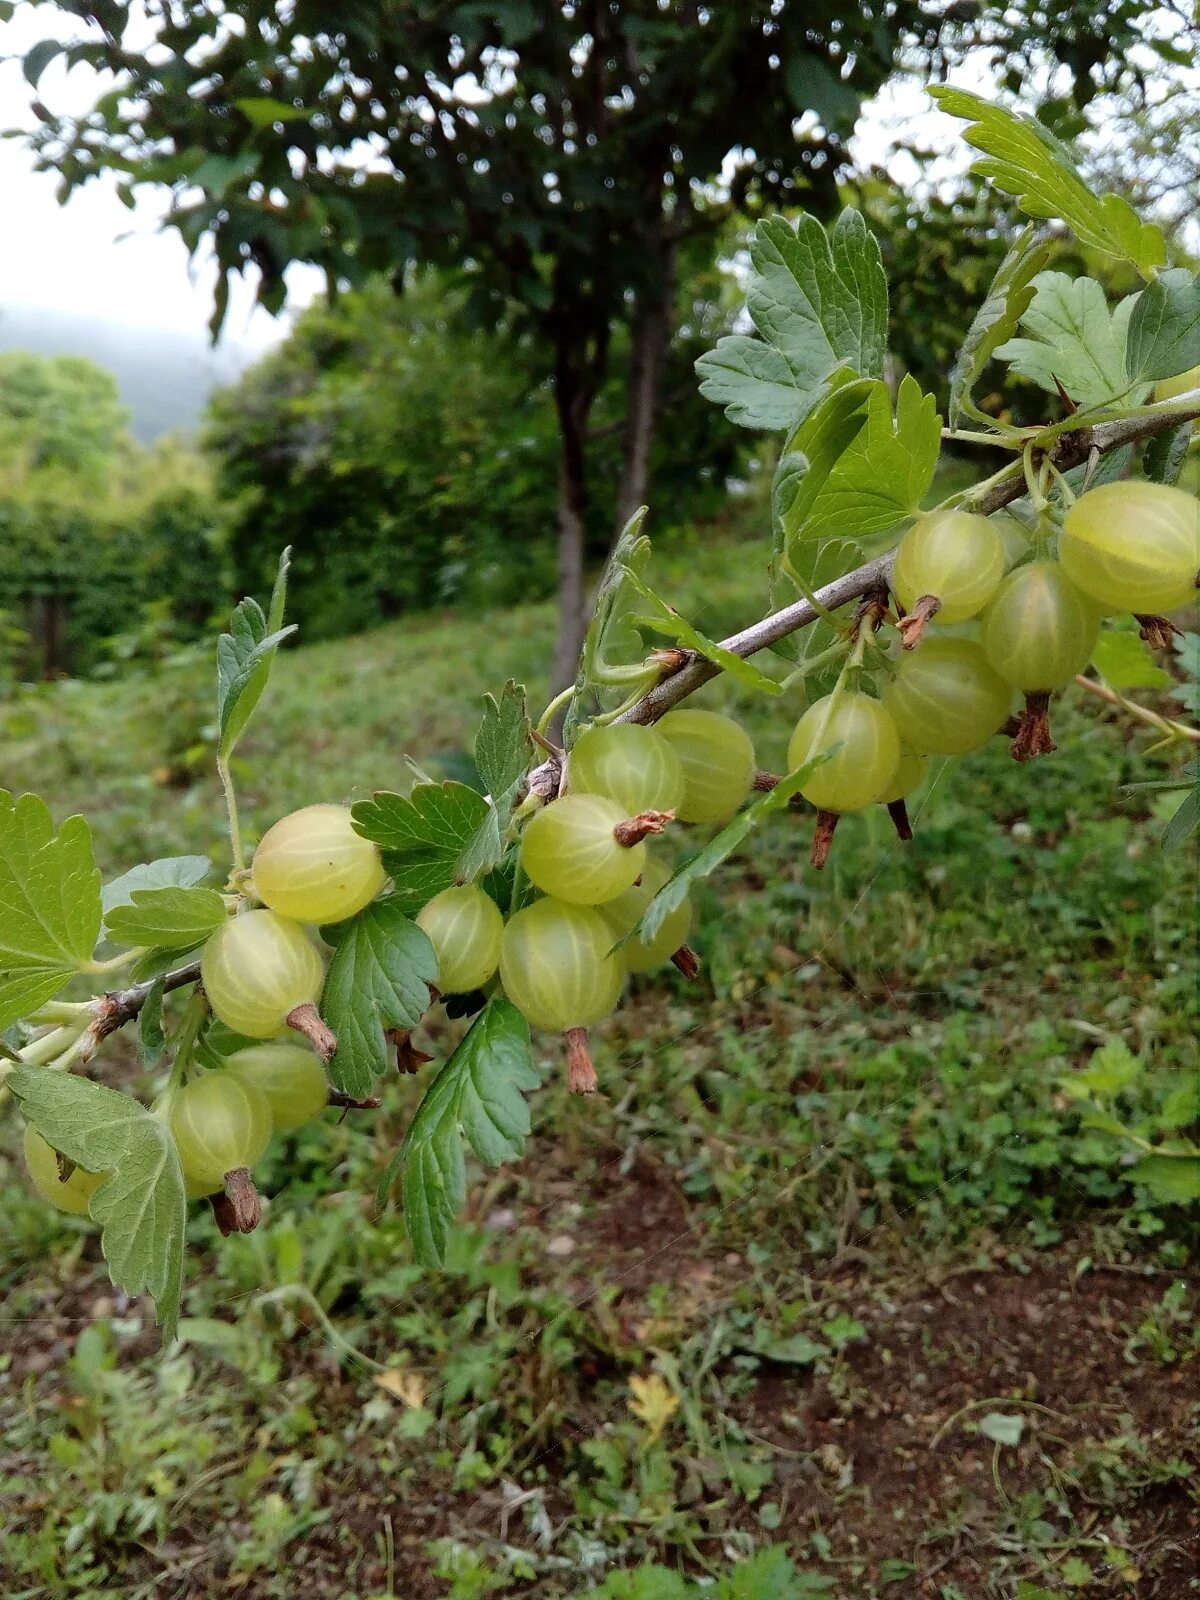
[211,1168,261,1235]
[887,799,914,841]
[564,1026,597,1094]
[1135,613,1181,651]
[811,810,840,869]
[613,810,674,847]
[897,594,941,650]
[1010,691,1058,762]
[286,1002,337,1063]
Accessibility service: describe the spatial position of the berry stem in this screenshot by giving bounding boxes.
[217,756,245,873]
[286,1003,338,1063]
[565,1027,597,1094]
[1073,674,1200,744]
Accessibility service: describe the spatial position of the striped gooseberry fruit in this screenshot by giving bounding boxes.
[1154,363,1200,403]
[877,748,926,806]
[787,690,901,813]
[1059,481,1199,615]
[24,1125,103,1217]
[567,722,685,815]
[599,856,692,974]
[520,793,645,906]
[169,1073,272,1196]
[992,513,1033,571]
[891,509,1006,624]
[981,561,1099,690]
[655,709,755,824]
[499,898,623,1032]
[224,1044,329,1132]
[252,803,386,924]
[201,909,325,1038]
[881,637,1012,755]
[416,884,504,994]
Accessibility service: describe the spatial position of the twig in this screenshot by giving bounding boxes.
[85,960,203,1054]
[1074,673,1200,743]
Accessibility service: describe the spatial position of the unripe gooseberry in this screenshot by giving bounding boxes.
[499,898,623,1032]
[416,884,504,994]
[881,637,1012,755]
[1154,363,1200,404]
[520,793,645,906]
[981,560,1099,691]
[655,709,755,824]
[169,1073,272,1195]
[599,856,692,974]
[992,513,1033,571]
[567,722,685,815]
[1059,481,1199,615]
[24,1125,103,1217]
[878,749,926,806]
[891,509,1006,623]
[224,1044,329,1132]
[201,909,325,1038]
[252,803,386,924]
[787,690,901,813]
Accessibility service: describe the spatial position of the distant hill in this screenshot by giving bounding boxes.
[0,304,275,441]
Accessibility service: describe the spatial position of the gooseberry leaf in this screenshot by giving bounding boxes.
[7,1066,186,1341]
[630,750,829,947]
[353,782,491,911]
[623,569,783,697]
[379,998,538,1266]
[1143,423,1191,487]
[101,855,212,917]
[949,223,1052,427]
[995,273,1145,411]
[1125,1154,1200,1204]
[137,978,167,1066]
[773,377,873,549]
[1089,632,1170,692]
[0,791,103,1028]
[1125,268,1200,384]
[784,375,941,563]
[216,546,296,760]
[1062,1038,1143,1100]
[697,209,887,431]
[456,682,534,883]
[320,896,438,1097]
[931,87,1166,279]
[105,887,228,951]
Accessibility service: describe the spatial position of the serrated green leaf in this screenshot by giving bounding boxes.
[8,1067,186,1340]
[216,547,295,760]
[773,378,873,549]
[950,224,1052,426]
[696,209,886,432]
[995,273,1145,411]
[105,887,228,951]
[379,998,537,1266]
[0,792,103,1028]
[137,979,166,1066]
[320,897,438,1097]
[353,783,491,911]
[1125,268,1200,384]
[632,750,830,947]
[455,683,534,884]
[623,571,783,697]
[931,87,1166,278]
[1143,422,1191,487]
[1125,1154,1200,1204]
[101,855,212,917]
[1159,1076,1200,1131]
[1071,1038,1143,1099]
[1090,631,1171,692]
[784,375,941,564]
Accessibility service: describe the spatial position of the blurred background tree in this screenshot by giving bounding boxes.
[20,0,1177,684]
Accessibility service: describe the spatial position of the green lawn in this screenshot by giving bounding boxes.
[1,508,1197,1600]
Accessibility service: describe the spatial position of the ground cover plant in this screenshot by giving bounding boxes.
[1,88,1198,1598]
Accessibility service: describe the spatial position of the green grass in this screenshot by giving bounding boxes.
[1,505,1197,1599]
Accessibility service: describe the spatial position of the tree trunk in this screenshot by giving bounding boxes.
[549,369,595,695]
[614,241,675,538]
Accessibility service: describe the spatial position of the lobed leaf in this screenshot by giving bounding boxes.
[931,87,1165,279]
[320,897,438,1097]
[105,886,228,951]
[1089,632,1170,693]
[353,782,491,911]
[216,546,296,760]
[379,998,538,1266]
[1125,268,1200,384]
[0,791,102,1028]
[949,224,1051,427]
[8,1067,187,1340]
[1125,1154,1200,1204]
[995,272,1145,411]
[456,682,534,883]
[101,855,212,916]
